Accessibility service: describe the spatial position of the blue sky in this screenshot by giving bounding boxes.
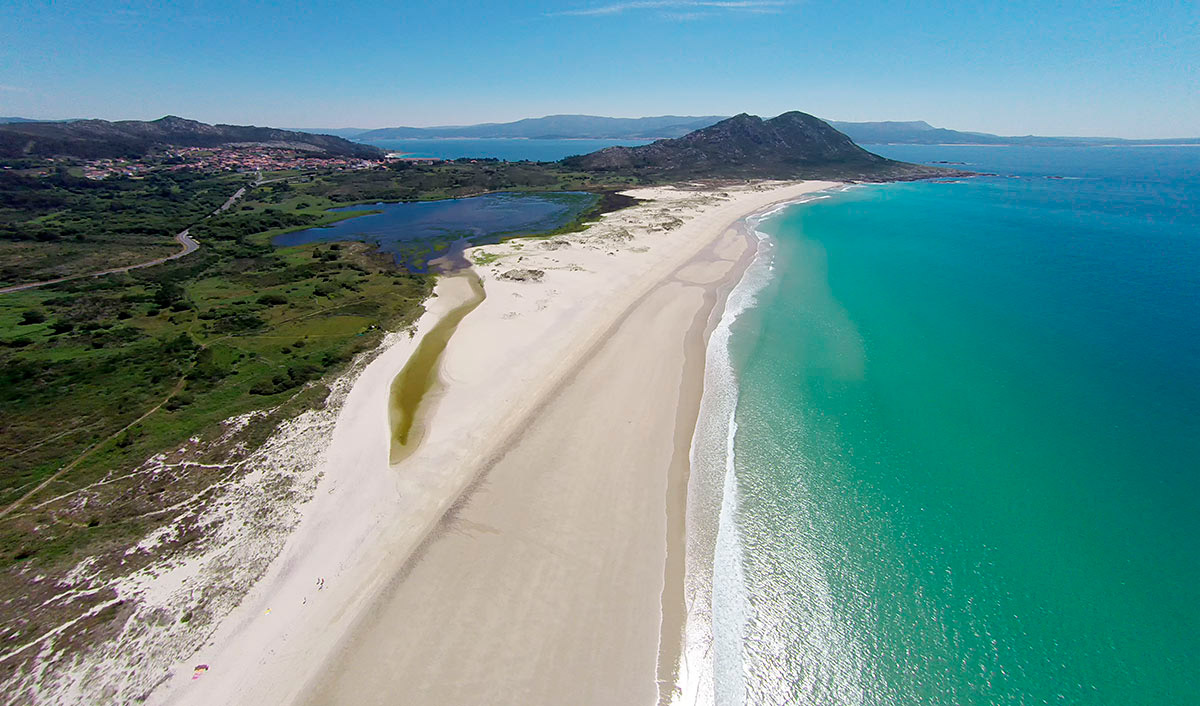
[1,0,1197,137]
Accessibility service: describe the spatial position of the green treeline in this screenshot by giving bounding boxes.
[0,168,230,242]
[305,159,636,203]
[0,168,237,286]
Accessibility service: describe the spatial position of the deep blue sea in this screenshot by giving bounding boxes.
[354,137,653,162]
[694,146,1200,705]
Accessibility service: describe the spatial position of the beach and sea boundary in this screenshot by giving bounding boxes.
[141,180,838,706]
[674,191,838,706]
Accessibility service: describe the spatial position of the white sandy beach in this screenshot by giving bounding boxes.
[147,180,838,706]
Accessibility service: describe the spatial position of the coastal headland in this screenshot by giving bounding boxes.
[145,180,837,705]
[0,111,944,703]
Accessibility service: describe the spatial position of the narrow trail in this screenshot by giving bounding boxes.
[0,174,262,296]
[0,377,188,521]
[0,296,374,521]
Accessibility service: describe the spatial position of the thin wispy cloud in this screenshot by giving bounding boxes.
[660,11,711,20]
[553,0,792,18]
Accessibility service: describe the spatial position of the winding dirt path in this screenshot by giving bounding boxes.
[0,180,252,296]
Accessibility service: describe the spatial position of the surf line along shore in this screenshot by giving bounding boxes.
[149,181,838,706]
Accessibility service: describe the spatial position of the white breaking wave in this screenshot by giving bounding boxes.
[711,408,748,706]
[674,201,789,706]
[675,189,866,706]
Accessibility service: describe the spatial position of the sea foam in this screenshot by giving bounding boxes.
[674,195,822,706]
[674,190,860,706]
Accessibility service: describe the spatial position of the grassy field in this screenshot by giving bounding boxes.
[0,235,430,561]
[298,159,638,205]
[0,176,434,570]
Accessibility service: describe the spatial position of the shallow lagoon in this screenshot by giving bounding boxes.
[274,191,596,271]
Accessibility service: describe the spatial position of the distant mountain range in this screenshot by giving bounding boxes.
[286,127,374,139]
[829,120,1200,146]
[5,112,1194,172]
[562,112,955,181]
[318,115,730,141]
[11,114,1195,151]
[289,115,1199,146]
[0,117,74,125]
[0,116,383,159]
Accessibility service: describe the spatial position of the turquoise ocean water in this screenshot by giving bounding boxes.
[703,146,1199,705]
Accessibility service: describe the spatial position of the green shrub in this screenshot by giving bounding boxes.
[257,293,288,306]
[19,310,46,325]
[165,391,195,411]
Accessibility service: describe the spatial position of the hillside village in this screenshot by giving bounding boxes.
[76,145,386,179]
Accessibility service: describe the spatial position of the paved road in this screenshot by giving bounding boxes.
[0,183,251,296]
